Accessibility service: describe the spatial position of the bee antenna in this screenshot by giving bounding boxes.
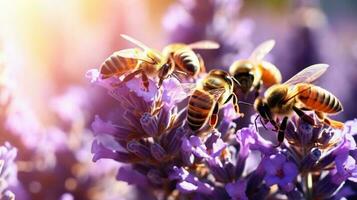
[254,114,260,133]
[232,77,241,86]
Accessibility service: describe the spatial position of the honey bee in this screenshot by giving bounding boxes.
[99,34,174,90]
[229,40,282,97]
[254,64,344,145]
[162,41,219,78]
[187,69,242,132]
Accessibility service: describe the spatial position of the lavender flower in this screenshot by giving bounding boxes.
[243,116,357,199]
[225,180,247,200]
[0,142,17,200]
[89,65,280,198]
[88,71,193,197]
[0,76,125,199]
[87,40,357,199]
[261,153,298,192]
[86,2,357,199]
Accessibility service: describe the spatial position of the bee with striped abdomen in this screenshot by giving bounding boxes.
[162,41,219,79]
[229,40,282,97]
[187,69,242,132]
[99,34,174,90]
[254,64,343,145]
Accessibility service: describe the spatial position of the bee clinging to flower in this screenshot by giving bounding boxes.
[162,40,219,79]
[254,64,344,145]
[99,35,220,90]
[99,34,175,91]
[187,69,242,133]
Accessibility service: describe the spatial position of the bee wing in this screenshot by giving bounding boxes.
[249,39,275,61]
[115,48,153,63]
[188,40,220,50]
[121,34,151,51]
[283,64,329,85]
[208,88,226,101]
[180,83,197,96]
[281,64,329,104]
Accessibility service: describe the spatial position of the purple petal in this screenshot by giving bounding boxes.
[225,180,248,200]
[283,162,298,180]
[177,181,198,193]
[91,115,117,136]
[117,166,149,187]
[265,175,281,186]
[211,138,227,158]
[126,78,157,102]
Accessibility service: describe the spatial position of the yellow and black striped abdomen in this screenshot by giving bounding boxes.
[187,89,215,131]
[173,49,200,77]
[100,54,138,79]
[296,83,343,114]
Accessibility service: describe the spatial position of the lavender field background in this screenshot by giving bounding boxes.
[0,0,357,199]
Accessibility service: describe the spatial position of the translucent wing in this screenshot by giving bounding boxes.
[115,48,153,63]
[208,88,226,101]
[249,39,275,61]
[121,34,150,50]
[284,64,329,85]
[180,83,197,96]
[188,40,220,50]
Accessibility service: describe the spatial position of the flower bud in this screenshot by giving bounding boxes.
[140,113,158,137]
[150,143,167,161]
[318,129,334,146]
[127,140,152,160]
[300,148,321,172]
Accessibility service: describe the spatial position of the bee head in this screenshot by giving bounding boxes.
[254,97,270,121]
[265,85,289,109]
[233,72,254,94]
[230,60,255,94]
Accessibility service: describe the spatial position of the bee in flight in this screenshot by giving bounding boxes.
[99,34,175,91]
[162,41,219,79]
[229,40,282,97]
[254,64,343,145]
[187,69,243,133]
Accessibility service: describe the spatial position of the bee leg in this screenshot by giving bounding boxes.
[172,71,184,83]
[315,111,325,122]
[315,111,344,129]
[254,114,269,131]
[275,116,288,147]
[254,115,260,132]
[141,72,149,91]
[158,63,174,88]
[293,106,315,126]
[224,94,233,104]
[209,102,219,128]
[223,93,242,116]
[264,106,279,131]
[254,81,262,98]
[259,117,269,130]
[111,69,142,87]
[232,93,244,117]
